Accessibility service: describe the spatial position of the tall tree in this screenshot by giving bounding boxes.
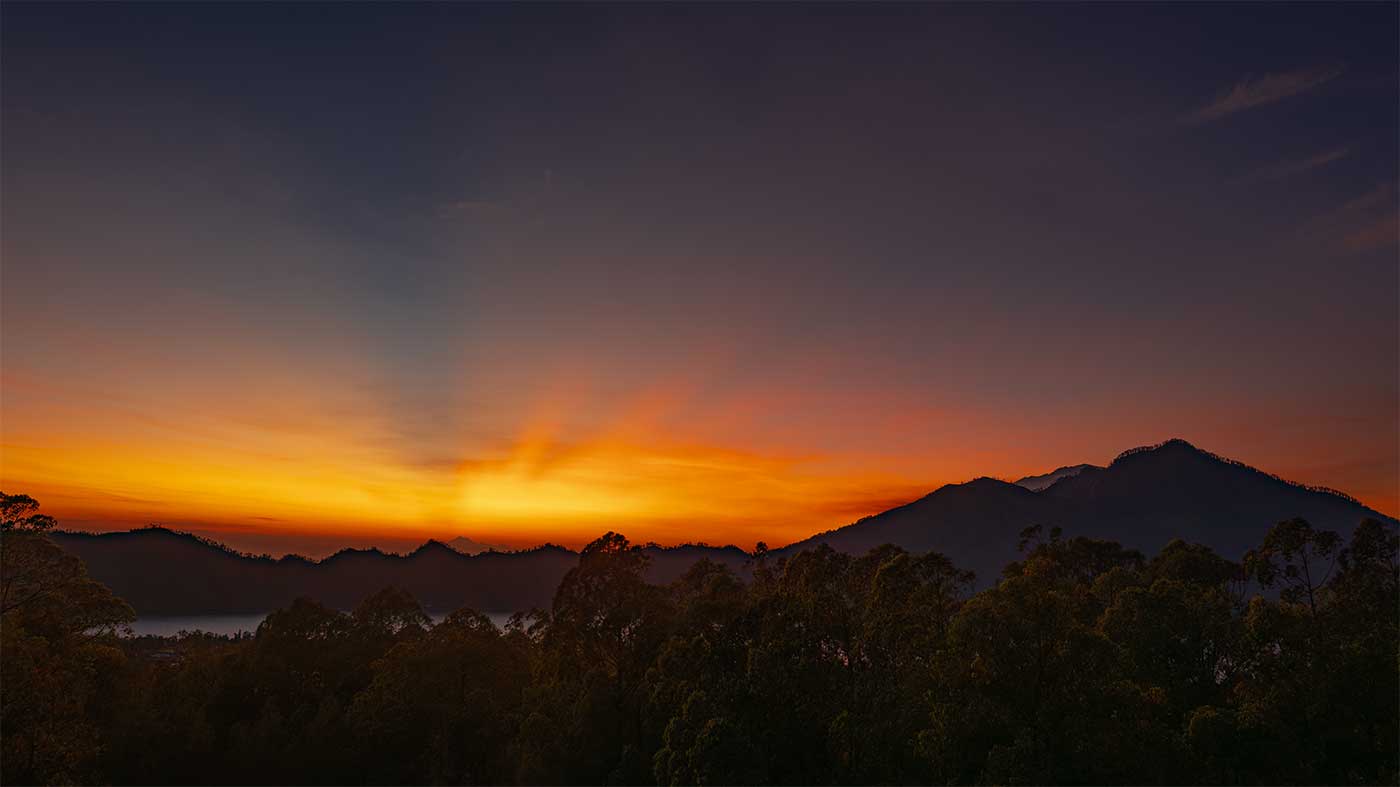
[1,493,135,785]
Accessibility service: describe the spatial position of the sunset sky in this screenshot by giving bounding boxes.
[3,4,1396,557]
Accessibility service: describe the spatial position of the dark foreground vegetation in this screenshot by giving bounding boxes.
[2,492,1396,786]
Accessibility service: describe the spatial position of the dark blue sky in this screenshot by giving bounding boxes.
[3,2,1397,550]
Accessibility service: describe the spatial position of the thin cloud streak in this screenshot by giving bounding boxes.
[1232,146,1351,184]
[1305,183,1400,252]
[1183,66,1344,125]
[1343,212,1399,252]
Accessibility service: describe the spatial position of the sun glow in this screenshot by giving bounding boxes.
[3,332,1395,554]
[0,366,933,550]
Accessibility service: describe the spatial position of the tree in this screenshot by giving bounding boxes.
[350,607,529,784]
[3,497,1395,786]
[0,494,134,785]
[1,492,57,533]
[1100,541,1241,721]
[1245,518,1341,615]
[523,532,672,784]
[352,585,431,638]
[921,530,1170,785]
[1223,519,1397,784]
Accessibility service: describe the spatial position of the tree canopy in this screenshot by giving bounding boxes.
[1,492,1395,785]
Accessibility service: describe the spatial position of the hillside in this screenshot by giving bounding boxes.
[779,439,1394,584]
[1014,463,1098,491]
[50,528,752,616]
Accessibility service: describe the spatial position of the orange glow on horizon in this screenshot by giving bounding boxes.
[0,365,943,551]
[2,346,1396,557]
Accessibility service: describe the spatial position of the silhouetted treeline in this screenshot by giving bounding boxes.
[2,492,1397,785]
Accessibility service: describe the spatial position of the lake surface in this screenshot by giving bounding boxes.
[128,611,519,638]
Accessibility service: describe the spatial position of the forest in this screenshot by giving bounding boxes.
[1,492,1396,786]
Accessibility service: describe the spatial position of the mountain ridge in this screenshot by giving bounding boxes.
[779,438,1393,583]
[50,438,1395,613]
[50,527,749,615]
[1015,463,1098,491]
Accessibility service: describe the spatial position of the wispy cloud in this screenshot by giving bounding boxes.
[1315,183,1395,226]
[1304,183,1399,254]
[1183,65,1344,125]
[1343,212,1399,253]
[1232,146,1351,184]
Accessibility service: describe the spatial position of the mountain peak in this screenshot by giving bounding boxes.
[1015,463,1098,492]
[903,476,1032,507]
[444,535,508,555]
[966,476,1007,485]
[1112,438,1205,464]
[412,539,461,557]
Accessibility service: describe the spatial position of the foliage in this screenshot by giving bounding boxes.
[1,493,1395,785]
[1,493,135,784]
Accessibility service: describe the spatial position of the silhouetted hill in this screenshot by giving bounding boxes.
[50,528,753,616]
[1014,463,1097,491]
[444,535,509,555]
[777,476,1063,582]
[51,528,580,616]
[1035,439,1391,566]
[780,439,1395,583]
[641,543,752,584]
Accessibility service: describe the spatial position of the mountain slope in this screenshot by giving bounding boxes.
[50,528,580,616]
[777,477,1063,581]
[1038,439,1391,566]
[781,439,1394,584]
[443,535,509,555]
[49,528,752,616]
[1015,463,1098,491]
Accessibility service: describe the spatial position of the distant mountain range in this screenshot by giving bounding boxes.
[51,530,751,617]
[52,439,1394,616]
[1014,463,1096,491]
[443,535,510,555]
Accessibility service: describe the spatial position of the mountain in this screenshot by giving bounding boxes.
[443,535,509,555]
[49,529,581,616]
[642,543,752,584]
[780,439,1395,584]
[51,438,1395,614]
[49,529,752,617]
[1015,463,1097,491]
[776,476,1061,582]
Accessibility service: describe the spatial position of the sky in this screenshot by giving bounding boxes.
[2,3,1396,557]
